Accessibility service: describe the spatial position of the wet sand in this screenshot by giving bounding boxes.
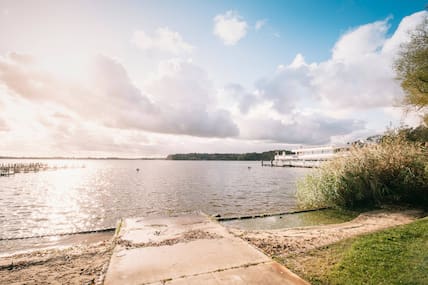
[0,231,114,257]
[0,234,114,285]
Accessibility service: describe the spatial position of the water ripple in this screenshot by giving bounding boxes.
[0,160,311,242]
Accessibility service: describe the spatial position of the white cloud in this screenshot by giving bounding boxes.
[0,118,8,131]
[255,19,266,31]
[240,114,364,144]
[332,19,389,62]
[7,52,34,64]
[213,11,248,45]
[0,101,158,157]
[225,11,427,144]
[222,83,259,114]
[0,53,238,138]
[288,53,307,68]
[256,53,315,113]
[132,27,194,54]
[382,11,427,56]
[1,11,427,155]
[255,12,427,113]
[144,58,239,137]
[313,13,428,110]
[312,54,401,109]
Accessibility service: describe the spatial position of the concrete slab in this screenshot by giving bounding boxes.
[104,214,309,285]
[106,239,269,284]
[120,215,227,245]
[165,262,309,285]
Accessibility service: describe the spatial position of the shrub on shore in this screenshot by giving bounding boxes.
[297,133,428,209]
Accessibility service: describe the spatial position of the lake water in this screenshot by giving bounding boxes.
[0,160,311,251]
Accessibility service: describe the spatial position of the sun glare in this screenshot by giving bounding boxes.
[38,167,85,235]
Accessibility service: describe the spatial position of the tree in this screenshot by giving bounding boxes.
[395,15,428,125]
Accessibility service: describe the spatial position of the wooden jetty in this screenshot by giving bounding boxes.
[0,163,82,176]
[0,163,47,176]
[261,160,274,167]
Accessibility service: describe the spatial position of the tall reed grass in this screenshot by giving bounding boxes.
[297,134,428,209]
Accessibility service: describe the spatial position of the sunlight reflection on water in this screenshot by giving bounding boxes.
[0,160,311,241]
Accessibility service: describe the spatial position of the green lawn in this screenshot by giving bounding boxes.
[281,217,428,285]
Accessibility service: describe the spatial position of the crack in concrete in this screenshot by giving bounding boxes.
[146,261,271,285]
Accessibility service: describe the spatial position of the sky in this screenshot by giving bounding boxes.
[0,0,427,157]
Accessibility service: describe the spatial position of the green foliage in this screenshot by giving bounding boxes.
[397,125,428,143]
[297,133,428,209]
[395,16,428,124]
[327,218,428,285]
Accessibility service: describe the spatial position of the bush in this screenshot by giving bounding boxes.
[297,133,428,209]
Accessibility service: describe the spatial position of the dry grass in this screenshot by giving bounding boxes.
[297,134,428,209]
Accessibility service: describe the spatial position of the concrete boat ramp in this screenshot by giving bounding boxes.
[104,214,309,284]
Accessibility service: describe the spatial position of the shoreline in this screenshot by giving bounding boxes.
[0,209,425,284]
[0,231,114,258]
[230,209,425,256]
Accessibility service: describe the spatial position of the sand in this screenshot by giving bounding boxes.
[229,209,424,257]
[0,239,114,285]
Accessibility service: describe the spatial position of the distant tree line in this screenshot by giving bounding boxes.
[166,150,294,161]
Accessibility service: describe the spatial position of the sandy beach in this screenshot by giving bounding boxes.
[0,238,114,285]
[0,209,424,284]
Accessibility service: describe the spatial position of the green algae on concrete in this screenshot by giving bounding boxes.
[221,208,359,230]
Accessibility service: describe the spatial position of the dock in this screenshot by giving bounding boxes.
[0,163,84,176]
[261,159,319,168]
[104,213,309,285]
[271,159,321,168]
[0,163,47,176]
[267,145,350,168]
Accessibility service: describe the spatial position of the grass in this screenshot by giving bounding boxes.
[279,217,428,285]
